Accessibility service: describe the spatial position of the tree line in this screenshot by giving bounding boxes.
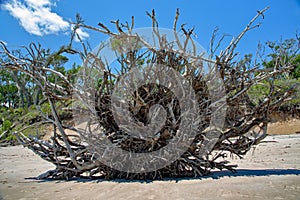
[0,44,81,108]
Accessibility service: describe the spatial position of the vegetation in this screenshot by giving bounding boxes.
[247,38,300,115]
[0,45,80,144]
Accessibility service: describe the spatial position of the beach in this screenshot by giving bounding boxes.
[1,134,300,200]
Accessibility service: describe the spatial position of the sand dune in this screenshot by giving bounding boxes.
[1,134,300,200]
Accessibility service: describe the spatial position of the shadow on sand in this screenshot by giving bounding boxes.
[26,168,300,184]
[211,168,300,179]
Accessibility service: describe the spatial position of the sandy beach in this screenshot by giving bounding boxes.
[1,134,300,200]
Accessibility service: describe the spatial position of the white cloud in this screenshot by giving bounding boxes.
[71,25,90,42]
[2,0,68,36]
[2,0,89,41]
[25,0,51,8]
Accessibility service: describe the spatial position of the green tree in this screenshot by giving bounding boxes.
[263,38,300,79]
[0,63,21,108]
[0,43,76,108]
[291,54,300,79]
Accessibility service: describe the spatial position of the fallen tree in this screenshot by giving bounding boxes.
[1,7,299,180]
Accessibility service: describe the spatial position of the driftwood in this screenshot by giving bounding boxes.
[1,7,298,180]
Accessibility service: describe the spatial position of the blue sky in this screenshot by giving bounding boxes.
[1,0,300,66]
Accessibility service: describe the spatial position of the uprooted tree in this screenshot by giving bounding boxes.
[1,7,299,180]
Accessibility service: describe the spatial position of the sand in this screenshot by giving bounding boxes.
[268,119,300,135]
[0,134,300,200]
